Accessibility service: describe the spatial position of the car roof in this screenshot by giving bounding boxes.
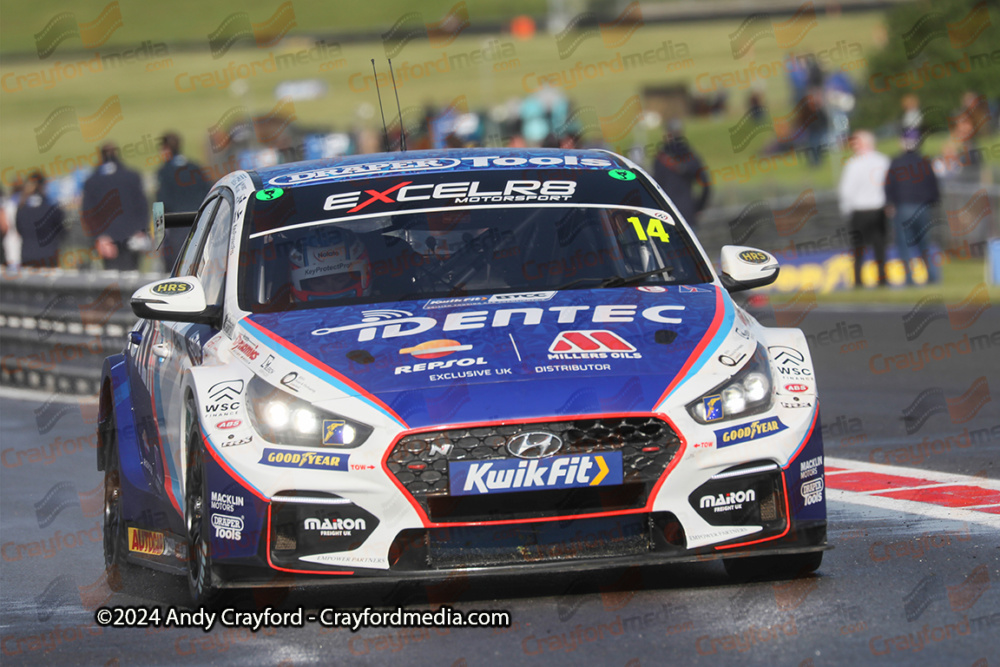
[250,147,630,189]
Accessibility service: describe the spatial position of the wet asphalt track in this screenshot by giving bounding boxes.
[2,307,998,666]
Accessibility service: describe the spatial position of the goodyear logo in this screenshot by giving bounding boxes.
[715,417,787,448]
[260,448,348,470]
[152,281,192,294]
[128,527,165,555]
[449,451,623,496]
[738,250,769,264]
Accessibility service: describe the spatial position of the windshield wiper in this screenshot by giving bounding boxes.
[554,267,673,292]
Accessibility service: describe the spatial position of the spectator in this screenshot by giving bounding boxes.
[885,128,941,285]
[0,183,8,267]
[747,88,767,124]
[901,94,922,134]
[2,178,23,267]
[935,114,983,184]
[798,91,829,167]
[15,172,65,269]
[838,131,890,287]
[156,132,211,269]
[958,91,990,138]
[82,142,150,271]
[651,120,712,227]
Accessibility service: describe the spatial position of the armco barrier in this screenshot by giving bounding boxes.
[0,269,163,395]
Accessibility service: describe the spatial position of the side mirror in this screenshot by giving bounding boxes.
[131,277,220,324]
[719,246,780,292]
[152,202,165,250]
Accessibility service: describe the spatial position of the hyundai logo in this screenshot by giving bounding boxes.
[506,432,563,459]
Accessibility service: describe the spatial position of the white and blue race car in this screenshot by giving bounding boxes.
[98,148,826,605]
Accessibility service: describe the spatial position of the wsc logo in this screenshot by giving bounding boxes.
[554,1,644,59]
[382,1,471,59]
[901,1,991,59]
[207,1,297,59]
[34,1,123,59]
[34,95,123,153]
[728,2,817,59]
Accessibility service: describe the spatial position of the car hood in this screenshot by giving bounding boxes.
[240,287,733,429]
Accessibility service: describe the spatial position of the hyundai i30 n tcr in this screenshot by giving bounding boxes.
[97,148,827,604]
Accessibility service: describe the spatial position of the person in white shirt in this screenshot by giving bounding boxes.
[838,130,891,287]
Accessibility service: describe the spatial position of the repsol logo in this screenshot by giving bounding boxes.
[395,357,486,375]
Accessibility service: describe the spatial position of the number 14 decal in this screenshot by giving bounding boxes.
[627,216,670,243]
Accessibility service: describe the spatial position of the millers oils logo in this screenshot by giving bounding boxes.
[548,330,641,360]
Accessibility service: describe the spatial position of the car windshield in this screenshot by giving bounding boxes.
[238,171,713,313]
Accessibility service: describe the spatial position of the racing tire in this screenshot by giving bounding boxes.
[184,399,222,607]
[103,409,137,593]
[723,550,823,582]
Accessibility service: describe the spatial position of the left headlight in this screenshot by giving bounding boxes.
[688,344,773,424]
[245,376,373,448]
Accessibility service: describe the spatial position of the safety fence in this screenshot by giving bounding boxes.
[0,270,162,395]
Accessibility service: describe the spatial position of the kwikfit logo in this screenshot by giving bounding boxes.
[450,452,622,496]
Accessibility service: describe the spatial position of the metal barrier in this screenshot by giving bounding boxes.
[0,270,163,395]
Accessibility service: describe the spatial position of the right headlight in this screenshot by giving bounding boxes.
[687,344,773,424]
[245,376,373,448]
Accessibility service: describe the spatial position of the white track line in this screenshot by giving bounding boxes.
[825,456,1000,528]
[825,456,1000,490]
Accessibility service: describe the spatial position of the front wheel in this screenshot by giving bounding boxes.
[103,409,136,592]
[723,550,823,582]
[185,399,221,607]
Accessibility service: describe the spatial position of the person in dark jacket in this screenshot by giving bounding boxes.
[885,128,941,285]
[156,132,211,270]
[82,142,150,271]
[652,121,712,227]
[15,172,65,268]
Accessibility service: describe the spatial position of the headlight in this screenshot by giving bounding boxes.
[688,344,773,424]
[245,376,372,448]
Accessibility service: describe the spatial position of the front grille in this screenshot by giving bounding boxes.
[387,417,682,522]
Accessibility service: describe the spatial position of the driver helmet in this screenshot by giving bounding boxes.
[289,229,372,302]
